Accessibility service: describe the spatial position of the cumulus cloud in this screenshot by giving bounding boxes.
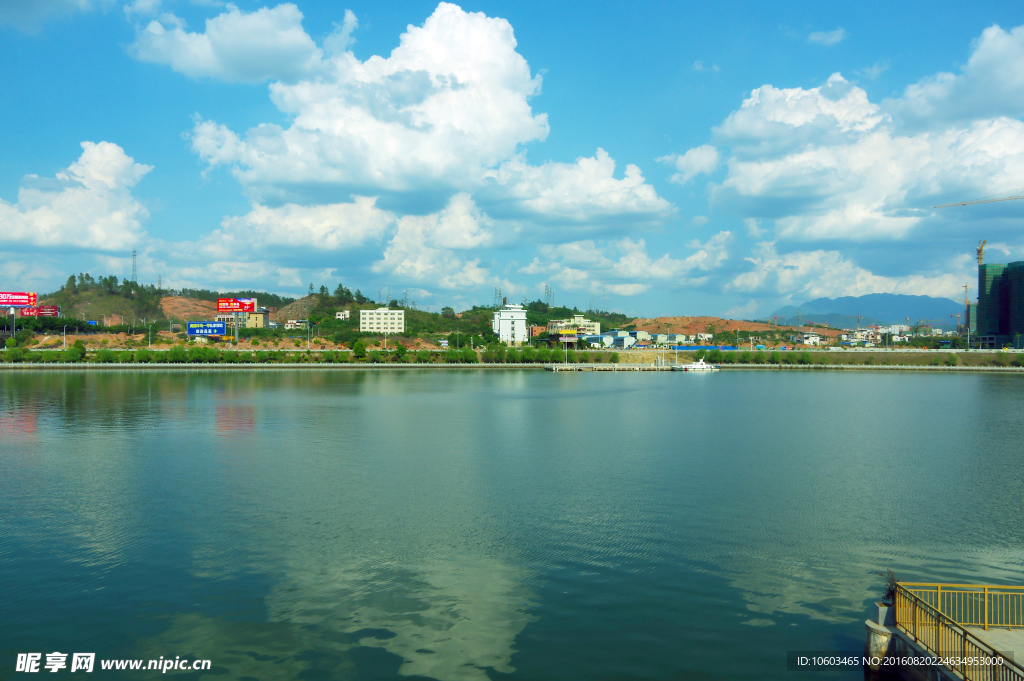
[485,149,672,223]
[373,193,498,289]
[130,3,324,83]
[808,28,846,46]
[0,141,152,250]
[708,72,1024,241]
[888,24,1024,127]
[201,195,393,257]
[188,2,550,198]
[519,232,732,295]
[658,144,720,185]
[728,241,971,299]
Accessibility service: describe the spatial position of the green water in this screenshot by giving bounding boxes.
[2,370,1023,680]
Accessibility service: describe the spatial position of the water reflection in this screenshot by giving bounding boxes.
[3,369,1024,681]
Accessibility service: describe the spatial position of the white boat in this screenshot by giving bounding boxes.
[672,358,719,371]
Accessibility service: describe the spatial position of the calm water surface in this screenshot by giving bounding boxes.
[2,369,1023,680]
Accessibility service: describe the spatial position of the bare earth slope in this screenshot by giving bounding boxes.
[159,296,217,321]
[627,316,844,338]
[272,296,317,323]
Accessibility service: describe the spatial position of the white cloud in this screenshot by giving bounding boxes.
[728,241,971,299]
[520,232,732,295]
[202,196,393,256]
[0,141,152,250]
[888,24,1024,127]
[123,0,160,18]
[130,3,324,83]
[855,60,889,80]
[724,299,759,318]
[373,193,498,289]
[808,28,846,46]
[658,144,720,185]
[709,70,1024,241]
[189,2,550,197]
[691,215,709,226]
[0,0,112,32]
[693,61,719,72]
[323,9,358,56]
[485,149,671,223]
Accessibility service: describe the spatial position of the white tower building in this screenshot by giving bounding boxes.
[492,303,528,346]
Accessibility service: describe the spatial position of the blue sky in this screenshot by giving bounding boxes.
[3,0,1024,316]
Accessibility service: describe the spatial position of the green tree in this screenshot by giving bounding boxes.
[97,348,116,363]
[352,340,367,358]
[168,345,187,363]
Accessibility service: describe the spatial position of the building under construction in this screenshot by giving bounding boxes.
[975,258,1024,348]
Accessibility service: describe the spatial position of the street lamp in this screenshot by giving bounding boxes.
[63,324,67,350]
[148,325,153,348]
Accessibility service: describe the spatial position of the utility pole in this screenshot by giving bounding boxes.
[132,250,137,284]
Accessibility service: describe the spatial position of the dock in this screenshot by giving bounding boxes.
[865,582,1024,681]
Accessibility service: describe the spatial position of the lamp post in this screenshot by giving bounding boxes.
[63,324,67,350]
[101,315,107,327]
[148,325,153,348]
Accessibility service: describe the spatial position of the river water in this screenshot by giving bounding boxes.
[2,369,1023,680]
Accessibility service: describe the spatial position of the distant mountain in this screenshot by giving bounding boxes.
[771,293,963,329]
[773,313,887,329]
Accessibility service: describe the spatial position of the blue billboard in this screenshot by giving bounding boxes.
[187,321,227,336]
[87,320,97,326]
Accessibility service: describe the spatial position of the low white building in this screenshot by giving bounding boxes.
[492,304,528,346]
[360,308,405,334]
[335,310,350,320]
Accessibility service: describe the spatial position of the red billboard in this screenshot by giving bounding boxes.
[19,306,60,317]
[217,297,257,313]
[0,292,37,307]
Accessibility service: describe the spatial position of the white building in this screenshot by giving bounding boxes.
[335,310,350,320]
[547,315,601,336]
[359,308,405,334]
[492,304,528,346]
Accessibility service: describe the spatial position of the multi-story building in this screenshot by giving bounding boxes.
[217,308,270,329]
[359,308,405,334]
[492,304,527,346]
[335,310,350,320]
[547,315,600,336]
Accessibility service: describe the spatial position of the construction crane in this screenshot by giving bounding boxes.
[935,195,1024,208]
[936,191,1024,263]
[917,319,947,335]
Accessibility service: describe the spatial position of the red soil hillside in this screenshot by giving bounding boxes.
[627,316,845,338]
[159,296,217,321]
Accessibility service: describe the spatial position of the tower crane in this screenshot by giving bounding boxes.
[935,192,1024,263]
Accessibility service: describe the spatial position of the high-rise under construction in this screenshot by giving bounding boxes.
[976,260,1024,346]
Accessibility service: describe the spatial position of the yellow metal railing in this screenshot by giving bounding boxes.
[895,584,1024,681]
[901,582,1024,630]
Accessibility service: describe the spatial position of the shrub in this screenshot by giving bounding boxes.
[944,353,959,367]
[135,348,153,363]
[5,347,26,362]
[323,351,336,363]
[168,346,187,363]
[4,338,15,349]
[768,351,781,364]
[61,347,84,363]
[352,340,367,358]
[96,348,116,363]
[369,351,384,363]
[738,351,753,363]
[256,351,270,363]
[251,338,260,346]
[929,355,941,366]
[753,351,767,364]
[609,352,619,364]
[798,351,812,365]
[416,350,431,363]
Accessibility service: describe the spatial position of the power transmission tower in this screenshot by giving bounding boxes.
[131,250,137,284]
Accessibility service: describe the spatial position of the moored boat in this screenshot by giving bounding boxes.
[672,358,719,371]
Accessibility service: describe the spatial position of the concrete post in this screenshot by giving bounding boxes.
[865,620,892,668]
